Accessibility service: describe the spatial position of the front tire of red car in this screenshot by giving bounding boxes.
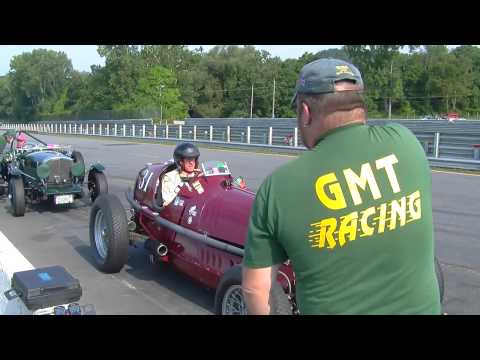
[89,194,129,273]
[214,265,292,315]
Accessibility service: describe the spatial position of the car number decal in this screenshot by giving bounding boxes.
[138,169,154,192]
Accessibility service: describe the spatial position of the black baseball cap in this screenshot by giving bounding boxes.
[291,58,364,105]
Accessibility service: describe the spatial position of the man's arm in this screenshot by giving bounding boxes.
[242,177,287,315]
[242,264,281,315]
[161,172,181,207]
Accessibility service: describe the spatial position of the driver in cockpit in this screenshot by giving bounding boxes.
[161,142,202,207]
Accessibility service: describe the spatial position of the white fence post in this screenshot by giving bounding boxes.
[268,127,273,145]
[193,126,197,141]
[55,124,58,133]
[153,124,157,138]
[227,126,231,143]
[69,124,72,134]
[114,124,117,136]
[434,132,440,158]
[166,125,169,138]
[123,124,126,137]
[247,126,251,144]
[294,128,298,147]
[132,124,135,137]
[142,124,146,138]
[209,125,213,142]
[106,124,110,136]
[99,124,102,136]
[179,125,183,139]
[64,124,67,133]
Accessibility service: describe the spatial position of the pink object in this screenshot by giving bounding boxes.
[15,133,27,148]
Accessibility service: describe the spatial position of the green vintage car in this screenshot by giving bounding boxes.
[0,130,108,217]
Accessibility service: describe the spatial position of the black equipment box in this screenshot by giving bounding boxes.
[11,266,82,310]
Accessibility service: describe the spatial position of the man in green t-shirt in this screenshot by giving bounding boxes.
[242,58,441,315]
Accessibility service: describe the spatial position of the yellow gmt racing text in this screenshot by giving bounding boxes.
[308,154,422,249]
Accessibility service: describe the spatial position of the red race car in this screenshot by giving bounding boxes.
[89,159,296,315]
[89,159,445,315]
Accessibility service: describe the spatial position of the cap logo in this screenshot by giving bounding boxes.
[297,78,306,86]
[336,65,354,76]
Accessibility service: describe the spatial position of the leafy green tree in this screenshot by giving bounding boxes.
[119,66,188,122]
[9,49,73,120]
[0,76,14,119]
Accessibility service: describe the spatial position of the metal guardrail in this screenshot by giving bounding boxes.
[2,121,480,171]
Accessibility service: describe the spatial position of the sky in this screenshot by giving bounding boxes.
[0,45,342,75]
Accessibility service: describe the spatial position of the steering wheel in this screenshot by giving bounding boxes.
[180,169,203,183]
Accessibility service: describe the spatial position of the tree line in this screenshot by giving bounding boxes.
[1,45,479,122]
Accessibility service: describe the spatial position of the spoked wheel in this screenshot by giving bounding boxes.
[221,285,247,315]
[89,171,108,203]
[214,266,292,315]
[89,194,128,273]
[94,209,109,260]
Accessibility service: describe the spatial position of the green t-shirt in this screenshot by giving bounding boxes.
[244,123,441,315]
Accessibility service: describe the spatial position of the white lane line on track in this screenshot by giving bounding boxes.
[0,230,35,315]
[0,230,35,278]
[431,169,480,177]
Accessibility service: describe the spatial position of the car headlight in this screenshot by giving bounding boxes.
[37,163,50,179]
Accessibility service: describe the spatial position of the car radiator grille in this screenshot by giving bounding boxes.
[47,159,72,185]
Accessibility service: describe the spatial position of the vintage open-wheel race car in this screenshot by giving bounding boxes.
[0,130,108,216]
[89,158,445,315]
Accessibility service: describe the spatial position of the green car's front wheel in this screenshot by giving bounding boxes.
[0,178,5,196]
[89,171,108,203]
[9,176,25,217]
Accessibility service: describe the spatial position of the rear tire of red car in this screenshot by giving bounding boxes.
[10,176,25,217]
[435,256,445,304]
[214,265,292,315]
[89,171,108,203]
[89,194,129,273]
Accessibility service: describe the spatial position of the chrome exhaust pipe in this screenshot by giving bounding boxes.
[156,243,168,257]
[127,220,136,232]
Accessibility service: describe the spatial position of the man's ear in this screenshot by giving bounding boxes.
[300,101,312,128]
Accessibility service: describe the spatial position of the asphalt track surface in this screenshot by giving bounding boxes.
[1,134,479,315]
